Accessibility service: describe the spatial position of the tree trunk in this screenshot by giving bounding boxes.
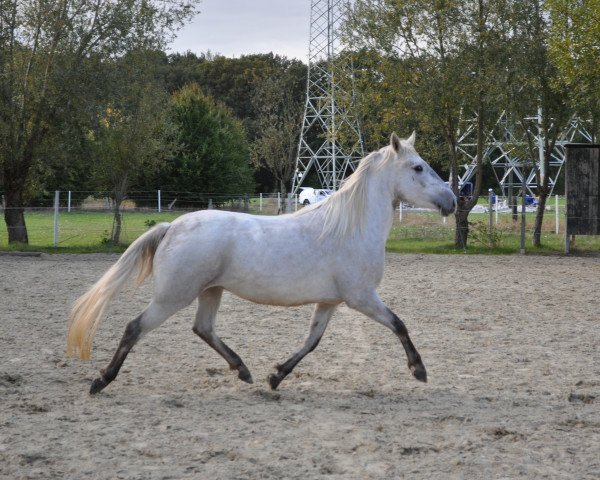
[279,180,287,214]
[452,91,485,249]
[532,184,549,247]
[454,203,469,249]
[111,198,123,245]
[2,169,29,244]
[532,141,553,247]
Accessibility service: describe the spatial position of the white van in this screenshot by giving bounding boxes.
[299,187,333,205]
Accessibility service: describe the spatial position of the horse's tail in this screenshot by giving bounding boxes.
[66,222,171,360]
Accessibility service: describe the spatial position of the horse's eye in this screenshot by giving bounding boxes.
[414,165,423,173]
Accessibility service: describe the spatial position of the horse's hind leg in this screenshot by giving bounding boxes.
[193,287,253,384]
[347,291,427,383]
[90,301,184,394]
[268,303,338,390]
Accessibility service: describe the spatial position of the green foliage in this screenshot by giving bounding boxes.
[0,0,198,244]
[469,221,504,249]
[164,53,306,143]
[159,84,255,198]
[87,50,177,244]
[250,63,305,197]
[100,230,112,245]
[345,0,515,249]
[161,52,307,192]
[547,0,600,140]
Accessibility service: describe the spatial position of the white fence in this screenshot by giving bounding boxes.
[0,190,572,249]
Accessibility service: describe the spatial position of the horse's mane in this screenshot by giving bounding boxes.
[294,145,397,239]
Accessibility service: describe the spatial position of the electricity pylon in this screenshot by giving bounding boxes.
[457,111,592,197]
[292,0,364,194]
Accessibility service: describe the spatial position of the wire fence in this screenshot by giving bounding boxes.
[0,191,598,253]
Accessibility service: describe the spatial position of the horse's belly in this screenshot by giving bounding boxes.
[217,256,340,306]
[220,276,339,307]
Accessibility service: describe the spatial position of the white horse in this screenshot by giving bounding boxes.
[67,132,456,394]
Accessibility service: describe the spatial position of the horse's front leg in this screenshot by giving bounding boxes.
[347,291,427,383]
[268,303,338,390]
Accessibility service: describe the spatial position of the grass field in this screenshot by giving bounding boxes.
[0,211,182,253]
[0,207,598,255]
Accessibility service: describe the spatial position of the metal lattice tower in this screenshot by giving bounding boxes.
[292,0,364,194]
[457,111,592,197]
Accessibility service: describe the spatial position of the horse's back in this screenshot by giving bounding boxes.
[153,209,341,306]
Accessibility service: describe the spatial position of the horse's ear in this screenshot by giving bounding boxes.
[390,132,401,153]
[407,131,416,147]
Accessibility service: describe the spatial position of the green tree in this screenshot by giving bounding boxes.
[346,0,511,248]
[161,52,307,192]
[0,0,197,244]
[160,83,255,199]
[90,53,175,245]
[506,0,574,247]
[547,0,600,139]
[250,64,305,211]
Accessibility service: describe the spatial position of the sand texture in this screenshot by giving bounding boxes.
[1,252,599,479]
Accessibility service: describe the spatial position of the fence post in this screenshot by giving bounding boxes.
[244,193,249,212]
[259,193,263,212]
[287,193,292,213]
[68,191,71,213]
[277,192,281,211]
[158,190,161,213]
[295,194,298,211]
[495,197,499,224]
[208,198,213,209]
[488,188,493,234]
[398,202,403,223]
[53,190,60,247]
[520,181,526,255]
[555,194,559,234]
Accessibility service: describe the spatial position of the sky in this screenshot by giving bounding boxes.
[167,0,311,62]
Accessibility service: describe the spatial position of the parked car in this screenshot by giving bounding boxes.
[299,187,333,205]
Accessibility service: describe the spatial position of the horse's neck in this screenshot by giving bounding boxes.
[362,173,396,242]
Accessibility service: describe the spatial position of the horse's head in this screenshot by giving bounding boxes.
[386,132,456,216]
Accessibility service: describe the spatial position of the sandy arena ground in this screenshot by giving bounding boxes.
[0,252,599,479]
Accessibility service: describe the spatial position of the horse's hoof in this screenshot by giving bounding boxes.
[238,368,254,384]
[268,373,282,390]
[90,376,109,395]
[411,364,427,383]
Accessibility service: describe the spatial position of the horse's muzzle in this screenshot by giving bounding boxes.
[437,193,457,217]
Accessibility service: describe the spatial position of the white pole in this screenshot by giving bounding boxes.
[277,192,281,210]
[398,202,403,223]
[488,189,493,234]
[259,193,263,212]
[495,197,499,224]
[53,191,60,247]
[538,105,545,185]
[158,190,161,213]
[295,194,298,211]
[555,194,559,234]
[520,176,526,255]
[67,191,71,213]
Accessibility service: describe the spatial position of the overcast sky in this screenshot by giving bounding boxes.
[168,0,311,62]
